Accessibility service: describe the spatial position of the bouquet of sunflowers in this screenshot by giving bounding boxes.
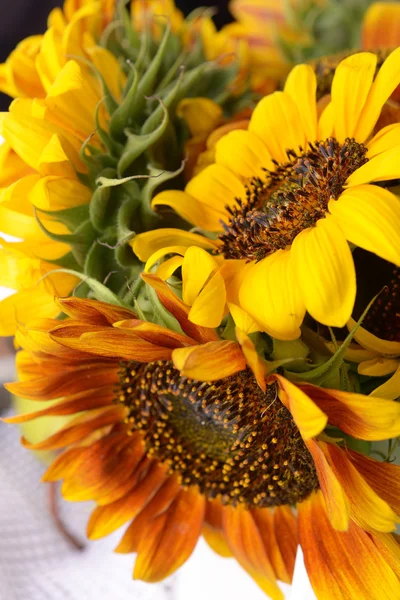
[1,0,400,598]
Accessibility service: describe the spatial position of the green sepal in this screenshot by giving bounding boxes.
[128,24,171,124]
[139,162,185,230]
[109,65,139,140]
[41,251,81,272]
[90,171,142,232]
[83,237,130,295]
[118,100,169,175]
[285,293,380,386]
[36,204,90,232]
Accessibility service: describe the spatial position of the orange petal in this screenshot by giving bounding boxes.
[42,447,86,482]
[61,434,145,505]
[203,500,233,558]
[51,326,174,362]
[348,449,400,516]
[321,442,399,533]
[115,477,181,554]
[273,506,298,582]
[362,3,400,50]
[5,364,118,400]
[3,386,115,423]
[298,490,400,600]
[20,406,124,451]
[172,340,246,380]
[301,383,400,440]
[271,375,328,440]
[133,487,205,582]
[306,439,350,531]
[87,461,167,540]
[252,508,292,583]
[56,297,136,324]
[114,319,197,349]
[222,504,283,600]
[141,273,218,344]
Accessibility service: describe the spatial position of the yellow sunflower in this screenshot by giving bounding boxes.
[138,50,400,341]
[5,285,400,599]
[0,0,253,336]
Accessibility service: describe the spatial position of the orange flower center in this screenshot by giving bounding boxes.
[219,137,368,262]
[117,363,318,507]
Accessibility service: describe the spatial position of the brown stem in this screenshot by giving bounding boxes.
[48,482,85,551]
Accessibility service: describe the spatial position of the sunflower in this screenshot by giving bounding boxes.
[0,0,253,336]
[138,50,400,341]
[5,282,400,599]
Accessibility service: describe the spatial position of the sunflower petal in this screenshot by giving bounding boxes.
[331,52,377,142]
[132,228,219,262]
[188,271,226,328]
[362,3,400,49]
[215,129,273,178]
[330,185,400,266]
[151,190,225,231]
[305,440,350,531]
[346,147,400,186]
[284,64,317,142]
[356,47,400,142]
[299,491,400,600]
[272,375,328,440]
[239,249,305,341]
[302,382,400,439]
[222,504,283,600]
[133,488,205,582]
[172,340,246,380]
[322,443,399,533]
[347,318,400,356]
[249,92,306,163]
[182,246,219,306]
[291,218,356,327]
[371,365,400,400]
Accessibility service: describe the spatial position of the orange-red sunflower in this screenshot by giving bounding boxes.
[5,280,400,600]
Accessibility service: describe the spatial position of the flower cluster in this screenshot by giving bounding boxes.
[2,1,400,599]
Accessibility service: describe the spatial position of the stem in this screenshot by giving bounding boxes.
[48,483,85,551]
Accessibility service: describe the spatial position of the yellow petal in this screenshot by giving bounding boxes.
[331,52,377,143]
[249,91,307,163]
[330,185,400,266]
[155,255,184,281]
[367,123,400,158]
[317,101,334,139]
[371,365,400,400]
[356,47,400,142]
[347,147,400,187]
[1,98,54,169]
[215,129,272,178]
[235,328,266,391]
[182,246,219,305]
[284,64,317,142]
[291,218,356,327]
[30,176,91,211]
[151,190,226,231]
[239,249,305,341]
[131,228,219,262]
[229,303,259,335]
[188,271,226,328]
[144,246,187,273]
[358,356,399,377]
[186,163,246,217]
[45,60,101,141]
[176,97,222,136]
[172,340,246,380]
[347,318,400,357]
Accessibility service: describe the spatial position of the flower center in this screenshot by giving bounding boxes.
[117,362,319,507]
[219,137,368,262]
